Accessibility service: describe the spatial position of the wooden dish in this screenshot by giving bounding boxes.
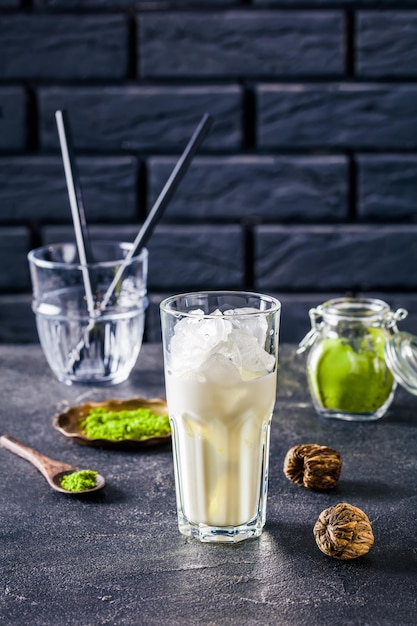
[53,397,171,449]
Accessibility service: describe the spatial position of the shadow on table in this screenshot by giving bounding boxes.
[264,519,317,559]
[336,478,412,502]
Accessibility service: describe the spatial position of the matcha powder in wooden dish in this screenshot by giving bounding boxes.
[80,406,171,441]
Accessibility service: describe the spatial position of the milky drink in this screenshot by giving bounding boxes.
[165,307,277,529]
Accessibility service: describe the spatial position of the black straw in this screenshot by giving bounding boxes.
[99,112,213,311]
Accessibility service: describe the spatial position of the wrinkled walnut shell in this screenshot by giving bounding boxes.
[313,502,374,560]
[283,443,342,490]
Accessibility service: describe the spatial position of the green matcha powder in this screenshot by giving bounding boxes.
[81,407,171,441]
[307,327,394,414]
[60,470,98,492]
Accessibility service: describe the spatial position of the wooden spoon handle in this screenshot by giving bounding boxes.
[0,435,74,482]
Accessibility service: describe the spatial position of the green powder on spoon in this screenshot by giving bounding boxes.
[60,469,98,492]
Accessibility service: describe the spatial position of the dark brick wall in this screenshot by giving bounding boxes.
[1,1,417,345]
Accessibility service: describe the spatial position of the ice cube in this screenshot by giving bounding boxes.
[170,309,233,375]
[226,329,275,377]
[224,307,269,346]
[197,352,241,386]
[170,307,274,379]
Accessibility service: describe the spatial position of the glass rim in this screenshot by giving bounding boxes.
[27,241,148,270]
[319,297,391,323]
[160,290,281,318]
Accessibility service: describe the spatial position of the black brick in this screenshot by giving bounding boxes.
[0,88,26,151]
[256,83,417,149]
[271,292,338,344]
[138,11,344,78]
[254,225,417,291]
[357,11,417,78]
[148,155,348,222]
[0,295,37,343]
[41,224,135,246]
[0,156,139,223]
[357,154,417,221]
[0,15,128,80]
[41,224,245,290]
[41,225,130,249]
[34,0,236,7]
[2,1,417,346]
[0,228,31,290]
[147,225,244,290]
[38,87,242,153]
[360,292,417,337]
[254,0,417,4]
[142,293,164,344]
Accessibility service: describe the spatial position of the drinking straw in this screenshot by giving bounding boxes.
[98,112,213,312]
[66,112,213,372]
[55,109,97,318]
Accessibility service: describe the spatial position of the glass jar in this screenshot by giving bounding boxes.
[298,297,408,421]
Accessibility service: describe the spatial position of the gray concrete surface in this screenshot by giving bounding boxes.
[0,343,416,625]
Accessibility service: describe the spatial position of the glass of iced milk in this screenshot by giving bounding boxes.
[160,291,281,543]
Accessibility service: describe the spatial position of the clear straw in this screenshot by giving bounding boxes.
[55,109,97,318]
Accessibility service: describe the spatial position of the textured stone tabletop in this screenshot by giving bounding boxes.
[1,343,416,626]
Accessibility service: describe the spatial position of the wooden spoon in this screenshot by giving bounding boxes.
[0,435,106,494]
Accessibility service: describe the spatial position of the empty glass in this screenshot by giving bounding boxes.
[28,241,148,385]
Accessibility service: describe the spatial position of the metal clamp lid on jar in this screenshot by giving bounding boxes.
[297,297,417,397]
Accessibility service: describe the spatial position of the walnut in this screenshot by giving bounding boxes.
[313,502,374,560]
[283,443,342,490]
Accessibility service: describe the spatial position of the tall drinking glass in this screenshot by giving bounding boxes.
[160,291,281,543]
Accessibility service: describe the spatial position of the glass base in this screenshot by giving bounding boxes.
[36,308,145,387]
[178,513,264,544]
[315,403,393,421]
[57,372,130,386]
[317,409,384,421]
